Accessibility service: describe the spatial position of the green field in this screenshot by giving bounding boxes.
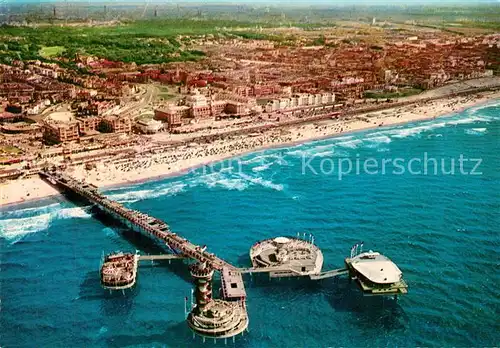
[1,3,498,67]
[364,88,423,99]
[0,19,274,67]
[39,46,66,58]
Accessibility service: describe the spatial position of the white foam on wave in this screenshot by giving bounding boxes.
[252,162,274,172]
[56,206,93,219]
[240,154,276,165]
[309,144,335,152]
[2,202,61,219]
[465,128,487,135]
[0,213,52,243]
[364,135,392,148]
[286,146,349,158]
[108,182,187,204]
[336,139,363,149]
[199,172,248,191]
[364,105,496,140]
[311,150,334,157]
[446,115,493,126]
[332,135,354,142]
[285,149,306,157]
[465,100,500,116]
[0,206,92,243]
[238,173,284,191]
[366,135,392,144]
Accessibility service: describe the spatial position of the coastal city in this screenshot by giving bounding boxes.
[1,2,500,347]
[1,10,499,204]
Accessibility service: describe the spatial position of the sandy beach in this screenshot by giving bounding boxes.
[1,91,499,207]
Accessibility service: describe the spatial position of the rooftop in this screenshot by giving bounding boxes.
[351,252,402,284]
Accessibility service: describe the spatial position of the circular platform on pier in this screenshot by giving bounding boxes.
[249,236,323,277]
[187,299,249,339]
[100,252,138,290]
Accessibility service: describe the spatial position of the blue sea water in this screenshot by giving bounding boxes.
[1,101,499,347]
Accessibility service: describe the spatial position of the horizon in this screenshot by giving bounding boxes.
[6,0,500,6]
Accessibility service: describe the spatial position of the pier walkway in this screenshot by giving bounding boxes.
[138,254,185,261]
[39,169,235,271]
[309,268,348,280]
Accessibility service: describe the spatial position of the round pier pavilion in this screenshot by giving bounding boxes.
[249,236,323,278]
[187,262,249,339]
[100,252,138,290]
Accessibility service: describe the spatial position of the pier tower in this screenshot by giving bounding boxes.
[190,262,214,313]
[187,262,249,340]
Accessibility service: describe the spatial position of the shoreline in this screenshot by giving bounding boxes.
[1,92,499,208]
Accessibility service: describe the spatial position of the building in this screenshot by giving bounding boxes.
[99,116,132,134]
[43,121,79,144]
[186,91,212,118]
[154,106,188,129]
[0,83,34,101]
[77,117,100,135]
[136,119,163,134]
[225,101,246,115]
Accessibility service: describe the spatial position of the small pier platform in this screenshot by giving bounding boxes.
[221,267,246,300]
[248,236,324,278]
[100,252,139,290]
[187,263,248,340]
[345,246,408,297]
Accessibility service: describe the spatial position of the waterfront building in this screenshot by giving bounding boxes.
[99,116,132,134]
[136,119,163,134]
[42,121,79,144]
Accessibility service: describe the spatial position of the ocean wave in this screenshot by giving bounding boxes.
[102,227,119,239]
[240,154,275,165]
[0,206,92,243]
[108,182,186,204]
[364,135,392,148]
[285,149,306,157]
[366,135,392,144]
[310,150,334,158]
[336,139,363,149]
[466,100,500,116]
[2,202,61,219]
[56,207,92,219]
[0,213,51,243]
[446,115,494,126]
[252,162,274,172]
[332,135,354,141]
[238,173,284,191]
[465,128,487,136]
[200,173,249,191]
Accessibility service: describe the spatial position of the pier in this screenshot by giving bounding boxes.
[39,169,234,272]
[39,168,407,340]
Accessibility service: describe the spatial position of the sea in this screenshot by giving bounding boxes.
[1,101,499,347]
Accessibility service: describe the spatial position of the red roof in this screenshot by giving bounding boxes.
[0,112,19,119]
